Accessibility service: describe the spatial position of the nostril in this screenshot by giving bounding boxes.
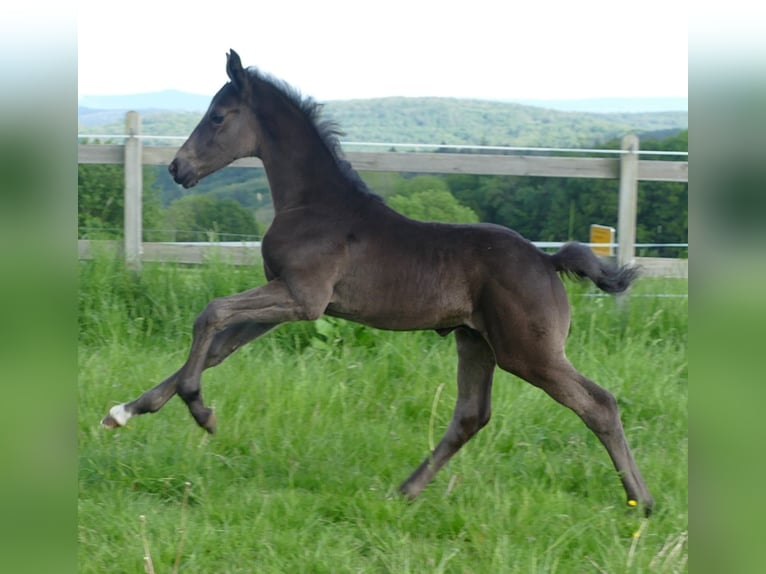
[168,160,178,176]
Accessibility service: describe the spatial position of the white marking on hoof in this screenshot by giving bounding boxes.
[103,403,132,427]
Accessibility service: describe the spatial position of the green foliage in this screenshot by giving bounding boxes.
[78,163,162,239]
[78,258,687,573]
[385,175,479,223]
[152,165,272,210]
[392,174,451,196]
[78,254,265,346]
[389,190,479,223]
[635,132,688,250]
[164,194,261,241]
[78,159,270,242]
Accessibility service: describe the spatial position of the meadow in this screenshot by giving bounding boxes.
[78,255,687,573]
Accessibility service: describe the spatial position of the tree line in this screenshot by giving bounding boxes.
[81,98,687,150]
[446,131,687,251]
[78,130,687,255]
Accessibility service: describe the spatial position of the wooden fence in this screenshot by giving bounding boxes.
[78,112,688,277]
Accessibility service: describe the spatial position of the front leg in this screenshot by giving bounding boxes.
[101,322,275,430]
[173,279,328,431]
[101,368,181,429]
[102,277,328,432]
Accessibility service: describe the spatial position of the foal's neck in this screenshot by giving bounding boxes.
[256,100,353,213]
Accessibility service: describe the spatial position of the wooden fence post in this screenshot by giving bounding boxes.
[124,111,143,270]
[617,134,639,268]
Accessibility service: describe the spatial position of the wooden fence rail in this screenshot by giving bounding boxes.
[78,113,688,277]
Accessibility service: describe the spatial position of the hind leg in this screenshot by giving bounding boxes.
[399,327,496,499]
[498,350,654,515]
[481,270,654,515]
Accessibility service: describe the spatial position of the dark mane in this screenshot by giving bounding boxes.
[245,67,382,201]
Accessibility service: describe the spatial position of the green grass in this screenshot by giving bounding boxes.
[78,256,687,573]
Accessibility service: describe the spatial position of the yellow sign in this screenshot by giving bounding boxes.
[590,224,615,256]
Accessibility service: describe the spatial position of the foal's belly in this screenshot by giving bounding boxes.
[325,276,473,331]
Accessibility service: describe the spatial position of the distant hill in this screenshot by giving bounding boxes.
[78,91,688,148]
[321,98,686,148]
[78,107,130,128]
[509,97,687,114]
[78,91,687,114]
[78,90,213,112]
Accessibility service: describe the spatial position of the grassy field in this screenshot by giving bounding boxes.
[78,256,687,573]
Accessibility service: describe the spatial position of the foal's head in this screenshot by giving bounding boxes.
[169,50,258,188]
[169,50,378,204]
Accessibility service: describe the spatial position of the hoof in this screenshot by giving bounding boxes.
[398,482,422,502]
[101,414,121,429]
[202,410,217,434]
[101,404,131,429]
[627,498,654,518]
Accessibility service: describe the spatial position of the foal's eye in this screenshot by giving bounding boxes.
[210,113,225,126]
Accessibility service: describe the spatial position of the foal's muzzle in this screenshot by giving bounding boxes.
[168,158,199,188]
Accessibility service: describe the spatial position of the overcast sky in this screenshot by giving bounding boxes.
[78,0,689,102]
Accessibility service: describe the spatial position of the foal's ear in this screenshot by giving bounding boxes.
[226,49,248,91]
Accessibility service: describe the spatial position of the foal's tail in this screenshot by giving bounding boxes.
[549,242,639,294]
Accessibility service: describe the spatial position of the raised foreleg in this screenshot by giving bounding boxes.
[103,276,330,432]
[173,279,327,432]
[101,322,274,429]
